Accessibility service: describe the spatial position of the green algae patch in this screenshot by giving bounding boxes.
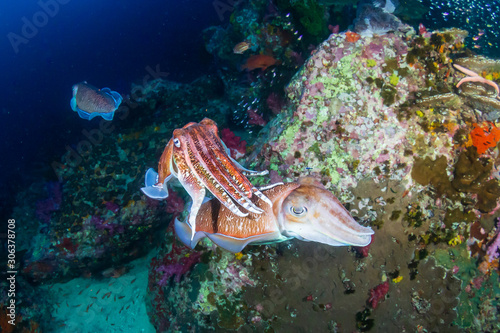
[324,150,349,185]
[388,73,399,86]
[280,120,301,146]
[307,142,323,161]
[476,179,500,212]
[433,244,477,283]
[411,155,457,199]
[443,208,476,228]
[366,59,377,67]
[311,53,360,99]
[453,268,500,329]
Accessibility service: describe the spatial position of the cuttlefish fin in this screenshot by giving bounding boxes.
[101,88,123,108]
[206,232,281,253]
[72,104,115,121]
[174,218,206,249]
[140,168,171,200]
[70,97,78,112]
[98,111,115,121]
[174,217,282,253]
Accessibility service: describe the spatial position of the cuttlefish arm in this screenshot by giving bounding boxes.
[141,139,176,200]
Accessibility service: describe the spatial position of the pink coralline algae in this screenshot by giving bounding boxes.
[486,226,500,262]
[355,234,374,257]
[221,128,247,159]
[35,181,62,223]
[153,242,201,286]
[165,189,185,217]
[91,215,124,236]
[266,92,284,115]
[328,24,339,34]
[56,237,79,254]
[247,109,267,126]
[368,281,389,309]
[104,201,120,214]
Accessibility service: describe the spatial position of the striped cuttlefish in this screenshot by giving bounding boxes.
[175,177,374,252]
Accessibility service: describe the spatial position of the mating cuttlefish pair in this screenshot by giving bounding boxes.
[141,118,373,252]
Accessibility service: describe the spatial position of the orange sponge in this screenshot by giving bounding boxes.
[470,122,500,154]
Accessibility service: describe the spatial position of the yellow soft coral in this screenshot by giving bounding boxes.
[448,235,462,246]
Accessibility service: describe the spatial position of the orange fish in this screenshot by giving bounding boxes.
[240,54,279,71]
[233,41,251,54]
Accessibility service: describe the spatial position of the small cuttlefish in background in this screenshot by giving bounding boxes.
[71,81,123,121]
[175,177,374,253]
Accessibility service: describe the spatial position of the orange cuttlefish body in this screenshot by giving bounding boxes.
[141,118,271,240]
[175,177,374,252]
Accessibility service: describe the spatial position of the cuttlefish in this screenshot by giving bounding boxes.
[141,118,271,241]
[175,177,374,253]
[71,81,123,121]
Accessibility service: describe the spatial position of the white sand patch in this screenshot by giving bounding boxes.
[44,252,156,332]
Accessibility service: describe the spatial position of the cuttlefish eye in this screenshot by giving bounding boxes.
[290,206,307,216]
[173,138,180,147]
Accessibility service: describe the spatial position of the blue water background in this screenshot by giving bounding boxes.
[0,0,222,217]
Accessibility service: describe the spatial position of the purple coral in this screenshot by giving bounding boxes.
[152,232,202,287]
[35,181,62,224]
[155,251,201,286]
[104,201,120,214]
[486,219,500,262]
[91,215,124,236]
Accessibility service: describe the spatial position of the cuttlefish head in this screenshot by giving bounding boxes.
[277,178,374,247]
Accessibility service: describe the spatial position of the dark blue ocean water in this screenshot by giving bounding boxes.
[1,0,500,219]
[0,0,223,218]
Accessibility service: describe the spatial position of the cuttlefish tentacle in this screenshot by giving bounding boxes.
[183,183,206,241]
[196,128,255,198]
[181,123,267,215]
[159,139,176,178]
[200,121,267,198]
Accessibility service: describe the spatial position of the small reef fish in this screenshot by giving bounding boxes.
[233,41,251,54]
[175,177,374,253]
[71,81,123,121]
[240,54,279,71]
